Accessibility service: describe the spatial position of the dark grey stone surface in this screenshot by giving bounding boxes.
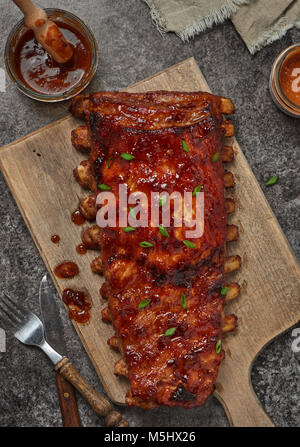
[0,0,299,428]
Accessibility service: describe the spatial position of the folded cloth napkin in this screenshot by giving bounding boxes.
[143,0,250,40]
[143,0,300,53]
[231,0,300,54]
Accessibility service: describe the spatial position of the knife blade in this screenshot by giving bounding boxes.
[39,275,82,427]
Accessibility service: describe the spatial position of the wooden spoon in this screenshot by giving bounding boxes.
[13,0,73,63]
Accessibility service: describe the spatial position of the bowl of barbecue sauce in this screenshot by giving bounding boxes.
[5,9,98,102]
[270,43,300,118]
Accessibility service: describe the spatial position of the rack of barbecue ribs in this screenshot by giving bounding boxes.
[69,90,241,409]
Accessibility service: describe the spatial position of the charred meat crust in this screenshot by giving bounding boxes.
[70,91,240,409]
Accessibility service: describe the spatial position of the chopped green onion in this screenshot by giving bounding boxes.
[164,327,177,337]
[138,299,151,309]
[159,225,169,237]
[139,241,154,248]
[181,140,188,152]
[129,206,136,217]
[181,293,187,310]
[183,240,196,249]
[122,226,136,233]
[107,156,114,168]
[98,184,110,191]
[216,339,222,354]
[266,175,279,186]
[212,152,220,162]
[159,195,167,207]
[220,286,230,296]
[121,153,135,161]
[192,185,202,197]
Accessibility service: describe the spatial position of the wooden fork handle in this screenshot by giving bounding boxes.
[55,357,128,427]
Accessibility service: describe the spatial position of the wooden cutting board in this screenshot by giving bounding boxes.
[0,58,299,427]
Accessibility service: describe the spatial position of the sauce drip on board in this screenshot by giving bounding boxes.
[62,288,91,323]
[54,261,79,278]
[14,21,91,95]
[76,243,87,255]
[280,47,300,106]
[51,234,60,243]
[71,209,86,225]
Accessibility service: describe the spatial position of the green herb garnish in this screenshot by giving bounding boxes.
[212,152,220,163]
[181,293,187,310]
[138,299,151,309]
[139,241,154,248]
[266,175,279,186]
[98,184,110,191]
[164,327,177,337]
[192,185,202,197]
[129,206,136,217]
[159,195,167,207]
[159,225,169,237]
[183,240,196,249]
[220,286,230,296]
[122,226,136,233]
[107,156,114,168]
[121,153,135,161]
[216,339,222,354]
[181,140,188,152]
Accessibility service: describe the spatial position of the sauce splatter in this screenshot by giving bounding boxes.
[76,243,87,255]
[71,209,86,225]
[51,234,60,244]
[54,261,79,279]
[62,288,91,323]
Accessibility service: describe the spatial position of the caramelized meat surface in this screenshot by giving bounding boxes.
[70,91,237,408]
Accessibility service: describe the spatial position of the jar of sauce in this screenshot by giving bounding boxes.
[5,9,98,102]
[270,43,300,118]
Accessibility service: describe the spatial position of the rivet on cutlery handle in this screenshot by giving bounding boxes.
[55,357,128,427]
[55,373,82,427]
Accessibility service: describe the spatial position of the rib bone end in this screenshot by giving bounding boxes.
[224,255,241,274]
[114,359,129,377]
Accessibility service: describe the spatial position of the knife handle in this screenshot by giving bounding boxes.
[55,357,128,427]
[55,373,82,427]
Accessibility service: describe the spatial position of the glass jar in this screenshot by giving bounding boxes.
[4,8,98,102]
[269,43,300,118]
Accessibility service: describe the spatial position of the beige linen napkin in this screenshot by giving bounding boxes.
[143,0,300,53]
[143,0,251,40]
[231,0,300,54]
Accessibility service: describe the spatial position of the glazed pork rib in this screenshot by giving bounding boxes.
[70,91,240,408]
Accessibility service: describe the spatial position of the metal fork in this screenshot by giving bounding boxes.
[0,292,63,364]
[0,293,128,427]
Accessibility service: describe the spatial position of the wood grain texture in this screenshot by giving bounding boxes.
[0,58,299,426]
[55,357,127,426]
[55,373,81,427]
